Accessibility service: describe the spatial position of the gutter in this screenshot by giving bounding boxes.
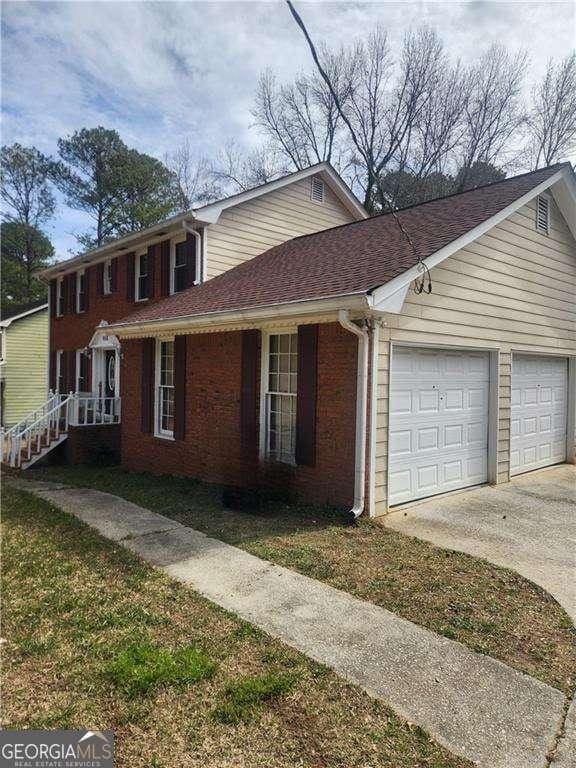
[338,309,369,520]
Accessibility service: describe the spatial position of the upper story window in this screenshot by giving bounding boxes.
[264,332,298,464]
[103,259,112,295]
[536,195,550,234]
[310,176,325,203]
[136,252,149,301]
[77,270,87,313]
[56,277,65,317]
[171,240,188,294]
[56,350,64,393]
[155,339,174,438]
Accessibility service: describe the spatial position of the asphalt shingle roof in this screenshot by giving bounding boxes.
[113,164,568,327]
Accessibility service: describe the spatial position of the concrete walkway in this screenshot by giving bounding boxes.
[10,479,569,768]
[385,465,576,622]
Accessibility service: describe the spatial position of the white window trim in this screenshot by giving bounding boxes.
[56,277,64,317]
[154,337,175,440]
[103,258,112,295]
[135,250,149,302]
[76,269,86,313]
[259,327,298,465]
[536,194,550,234]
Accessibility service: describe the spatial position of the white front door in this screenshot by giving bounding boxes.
[389,346,490,505]
[510,355,567,476]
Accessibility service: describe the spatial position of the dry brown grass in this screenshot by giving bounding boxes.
[34,465,576,694]
[3,485,471,768]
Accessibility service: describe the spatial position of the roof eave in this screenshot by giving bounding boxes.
[108,292,371,338]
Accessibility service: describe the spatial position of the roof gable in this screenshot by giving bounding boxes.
[108,164,574,332]
[40,163,366,279]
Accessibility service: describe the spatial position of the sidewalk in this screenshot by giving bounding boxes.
[10,478,568,768]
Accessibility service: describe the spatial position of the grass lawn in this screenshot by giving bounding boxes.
[2,484,473,768]
[30,465,576,696]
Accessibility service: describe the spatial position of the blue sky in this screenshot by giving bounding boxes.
[2,0,575,260]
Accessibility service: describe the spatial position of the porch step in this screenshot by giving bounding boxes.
[17,432,68,470]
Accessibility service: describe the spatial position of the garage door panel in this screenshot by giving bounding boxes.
[510,354,567,476]
[389,347,490,505]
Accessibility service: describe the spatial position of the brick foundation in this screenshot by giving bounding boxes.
[65,424,121,465]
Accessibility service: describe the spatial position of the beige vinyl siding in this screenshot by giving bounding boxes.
[1,309,49,427]
[373,196,576,516]
[206,177,356,279]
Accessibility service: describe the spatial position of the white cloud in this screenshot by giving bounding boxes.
[2,0,575,256]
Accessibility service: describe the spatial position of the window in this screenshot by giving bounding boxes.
[310,176,325,203]
[56,350,64,393]
[76,350,90,392]
[77,270,86,312]
[56,277,65,317]
[155,340,174,438]
[0,329,5,364]
[136,252,149,301]
[264,332,298,463]
[536,195,550,234]
[103,259,112,295]
[171,240,188,294]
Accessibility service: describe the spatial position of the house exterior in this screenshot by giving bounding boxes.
[30,162,576,517]
[0,301,49,428]
[32,164,364,465]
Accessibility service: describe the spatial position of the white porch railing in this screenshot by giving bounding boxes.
[71,394,121,426]
[1,392,121,468]
[2,394,74,468]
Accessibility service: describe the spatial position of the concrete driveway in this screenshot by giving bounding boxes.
[385,465,576,622]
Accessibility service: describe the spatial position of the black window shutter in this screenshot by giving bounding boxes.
[67,273,77,314]
[160,240,170,296]
[186,232,197,288]
[126,253,135,301]
[240,329,260,458]
[83,268,90,311]
[295,324,318,467]
[61,276,68,315]
[174,335,187,441]
[110,258,118,292]
[97,263,104,295]
[49,350,57,391]
[141,338,155,433]
[67,350,77,393]
[49,280,57,318]
[147,244,156,299]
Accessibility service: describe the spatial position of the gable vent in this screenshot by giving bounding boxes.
[311,176,325,203]
[536,195,550,234]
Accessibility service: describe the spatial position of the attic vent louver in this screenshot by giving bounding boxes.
[536,195,550,234]
[311,176,325,203]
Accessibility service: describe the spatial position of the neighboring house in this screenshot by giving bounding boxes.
[23,163,576,517]
[0,301,49,428]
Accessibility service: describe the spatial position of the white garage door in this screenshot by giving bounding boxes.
[389,347,490,505]
[510,355,567,476]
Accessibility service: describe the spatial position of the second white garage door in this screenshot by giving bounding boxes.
[510,355,567,476]
[389,347,490,505]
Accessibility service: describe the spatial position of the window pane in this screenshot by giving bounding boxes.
[279,334,289,353]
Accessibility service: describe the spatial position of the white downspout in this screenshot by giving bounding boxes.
[338,309,369,520]
[182,221,203,284]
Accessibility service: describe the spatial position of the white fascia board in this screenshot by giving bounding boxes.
[369,169,570,307]
[550,173,576,239]
[0,303,48,327]
[108,292,369,338]
[369,283,410,313]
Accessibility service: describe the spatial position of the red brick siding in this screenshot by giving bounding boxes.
[65,424,121,464]
[50,251,167,359]
[120,323,357,508]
